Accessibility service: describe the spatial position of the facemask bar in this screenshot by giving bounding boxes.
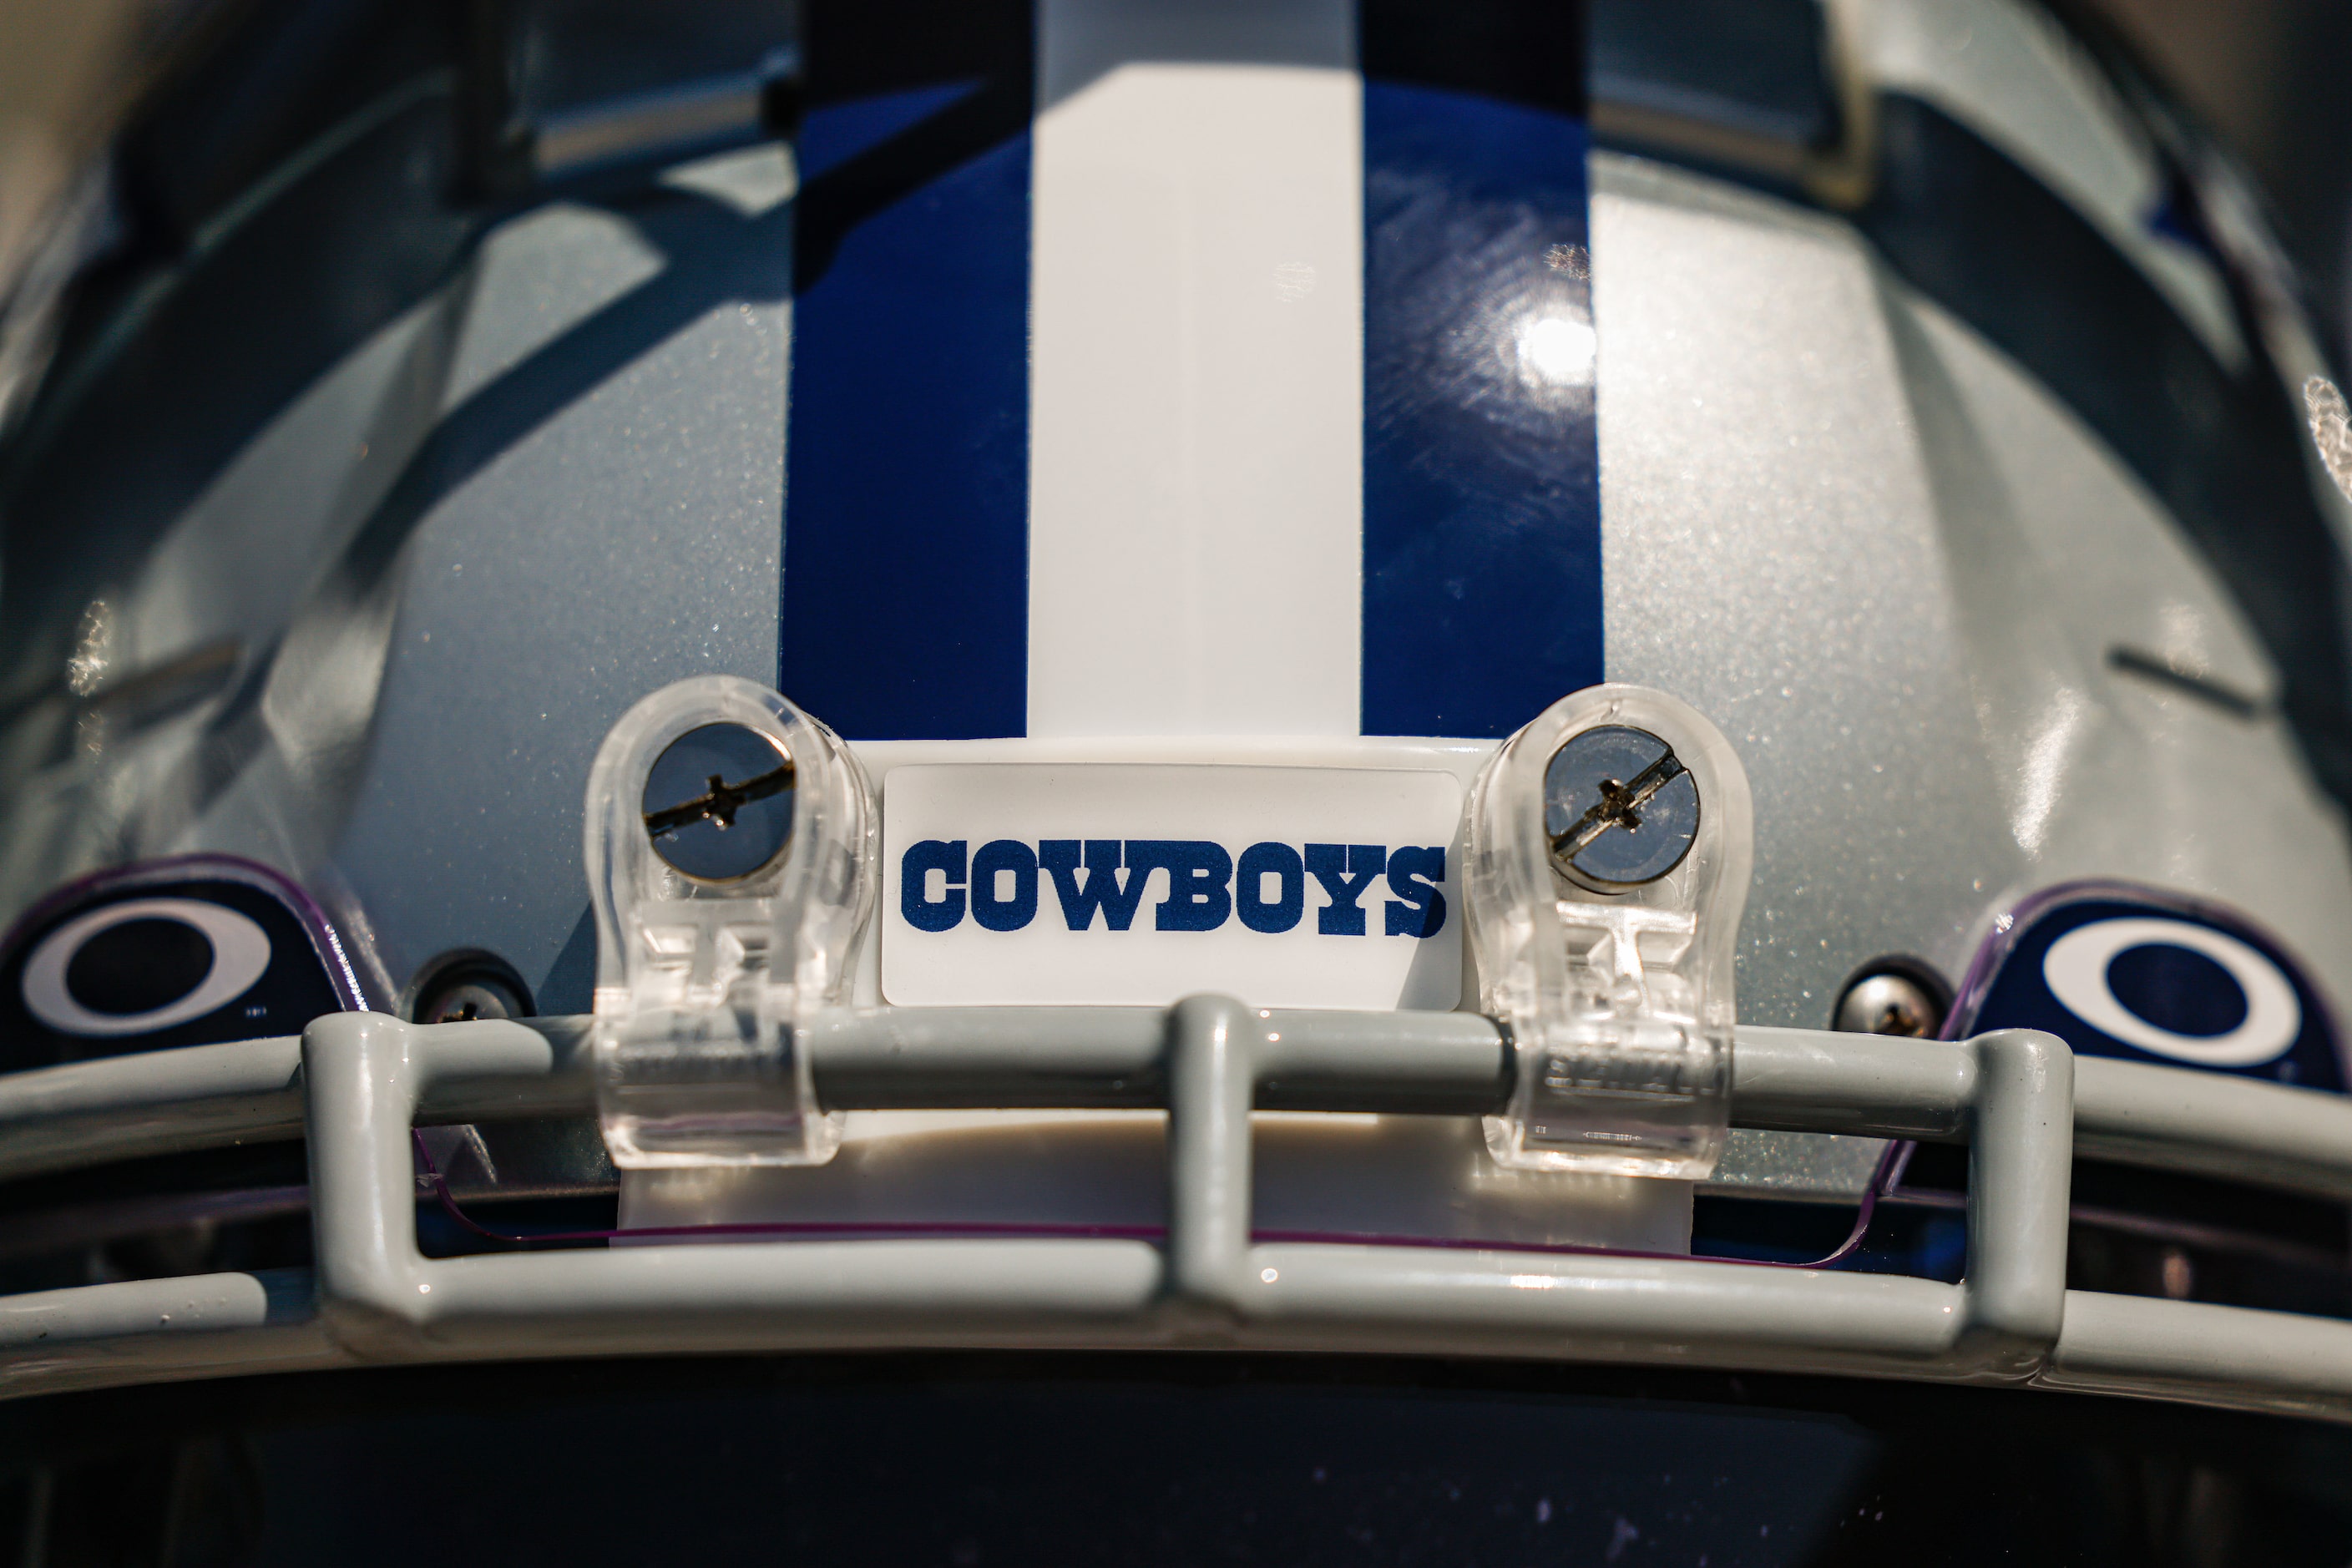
[585,676,876,1167]
[1467,684,1753,1178]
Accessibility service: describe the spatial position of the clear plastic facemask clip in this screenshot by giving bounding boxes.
[1466,684,1753,1179]
[584,676,876,1167]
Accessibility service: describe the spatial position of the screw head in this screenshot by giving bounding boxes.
[407,953,532,1025]
[641,722,796,883]
[1834,970,1945,1038]
[418,979,520,1025]
[1543,725,1701,892]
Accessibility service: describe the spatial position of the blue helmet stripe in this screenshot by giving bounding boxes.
[780,3,1034,741]
[1359,6,1602,738]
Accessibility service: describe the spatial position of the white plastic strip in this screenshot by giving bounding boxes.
[1027,0,1364,737]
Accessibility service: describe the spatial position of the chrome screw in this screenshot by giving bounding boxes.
[641,722,796,883]
[408,952,532,1025]
[1833,969,1945,1038]
[1543,724,1701,891]
[419,978,521,1024]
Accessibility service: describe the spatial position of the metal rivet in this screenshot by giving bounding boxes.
[1543,725,1700,892]
[1833,969,1945,1039]
[641,722,796,883]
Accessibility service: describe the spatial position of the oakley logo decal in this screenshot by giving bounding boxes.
[21,898,273,1038]
[2041,916,2301,1068]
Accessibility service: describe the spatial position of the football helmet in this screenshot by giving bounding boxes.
[3,0,2352,1558]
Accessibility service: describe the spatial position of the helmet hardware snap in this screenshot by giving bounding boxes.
[641,722,798,883]
[1543,725,1701,893]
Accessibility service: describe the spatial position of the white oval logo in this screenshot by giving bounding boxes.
[2042,917,2299,1067]
[21,898,272,1038]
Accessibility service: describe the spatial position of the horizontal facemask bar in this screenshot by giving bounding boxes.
[0,1004,2344,1424]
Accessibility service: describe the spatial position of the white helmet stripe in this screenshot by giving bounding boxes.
[780,0,1601,743]
[1029,0,1368,739]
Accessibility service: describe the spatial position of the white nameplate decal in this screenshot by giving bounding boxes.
[880,764,1464,1009]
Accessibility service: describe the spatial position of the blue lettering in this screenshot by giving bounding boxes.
[1130,840,1233,932]
[1040,840,1151,931]
[1383,846,1448,937]
[969,839,1039,931]
[1306,843,1386,936]
[1236,842,1305,933]
[900,839,967,932]
[905,836,1442,939]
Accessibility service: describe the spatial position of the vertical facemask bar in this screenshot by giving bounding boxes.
[1467,684,1753,1178]
[585,676,877,1167]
